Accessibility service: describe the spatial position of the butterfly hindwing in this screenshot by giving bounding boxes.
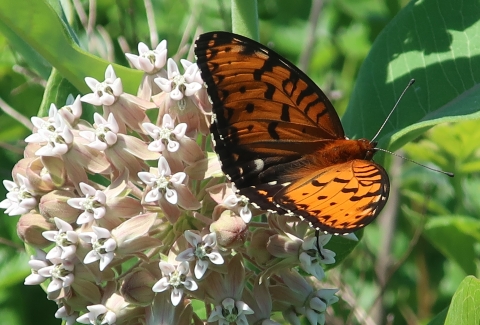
[273,160,389,233]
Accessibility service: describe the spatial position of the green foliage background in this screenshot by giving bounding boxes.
[0,0,479,324]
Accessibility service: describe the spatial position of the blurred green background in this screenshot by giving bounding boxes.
[0,0,479,324]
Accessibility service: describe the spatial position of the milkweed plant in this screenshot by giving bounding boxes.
[0,40,349,325]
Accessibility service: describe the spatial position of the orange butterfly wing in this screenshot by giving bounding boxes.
[195,31,389,234]
[275,160,389,233]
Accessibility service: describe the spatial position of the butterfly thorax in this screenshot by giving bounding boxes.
[309,138,377,167]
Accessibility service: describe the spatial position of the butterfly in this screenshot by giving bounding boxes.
[194,31,389,234]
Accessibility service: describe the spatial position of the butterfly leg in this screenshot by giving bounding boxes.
[315,229,325,259]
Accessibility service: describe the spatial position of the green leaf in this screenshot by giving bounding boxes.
[325,230,362,268]
[0,0,142,94]
[0,250,30,288]
[427,307,448,325]
[445,276,480,325]
[343,0,480,154]
[423,216,480,275]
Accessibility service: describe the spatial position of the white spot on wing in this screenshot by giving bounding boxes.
[251,202,260,209]
[252,159,264,172]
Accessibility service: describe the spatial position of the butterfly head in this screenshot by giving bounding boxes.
[357,138,378,161]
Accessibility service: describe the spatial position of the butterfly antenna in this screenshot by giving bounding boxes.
[371,79,416,143]
[375,147,454,177]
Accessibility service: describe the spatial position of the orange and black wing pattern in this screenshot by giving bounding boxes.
[195,31,389,234]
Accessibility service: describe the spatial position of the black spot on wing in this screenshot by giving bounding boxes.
[312,180,327,187]
[281,104,290,122]
[264,83,275,100]
[268,122,279,140]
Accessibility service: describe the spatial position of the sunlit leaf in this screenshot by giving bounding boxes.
[445,276,480,325]
[344,0,480,156]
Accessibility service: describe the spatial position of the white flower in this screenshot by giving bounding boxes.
[0,174,37,216]
[142,114,187,153]
[208,298,254,325]
[78,226,117,271]
[55,306,79,325]
[24,250,50,285]
[176,231,224,279]
[81,65,123,106]
[79,113,119,151]
[43,217,78,261]
[30,103,58,131]
[59,95,83,127]
[154,59,202,108]
[67,182,107,225]
[223,194,252,223]
[299,289,339,325]
[138,157,186,205]
[125,41,167,73]
[37,258,75,293]
[299,236,336,281]
[180,59,204,84]
[76,304,116,325]
[152,261,198,306]
[25,113,73,156]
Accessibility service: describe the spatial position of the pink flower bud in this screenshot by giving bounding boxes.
[120,268,156,306]
[17,212,54,248]
[248,228,276,265]
[39,190,80,223]
[13,157,63,194]
[209,211,248,248]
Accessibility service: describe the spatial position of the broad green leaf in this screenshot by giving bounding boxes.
[343,0,480,154]
[423,216,480,275]
[445,276,480,325]
[0,0,142,94]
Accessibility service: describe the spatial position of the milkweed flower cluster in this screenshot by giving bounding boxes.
[1,39,341,325]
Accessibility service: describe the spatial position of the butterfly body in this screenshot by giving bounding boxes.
[195,32,389,234]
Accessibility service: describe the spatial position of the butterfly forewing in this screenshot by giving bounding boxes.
[195,31,390,233]
[195,32,344,138]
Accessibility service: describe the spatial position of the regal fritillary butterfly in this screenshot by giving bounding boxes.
[195,31,389,234]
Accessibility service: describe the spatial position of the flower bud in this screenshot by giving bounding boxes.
[248,228,276,265]
[13,157,59,194]
[209,210,248,248]
[120,268,156,306]
[39,190,80,223]
[17,212,54,248]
